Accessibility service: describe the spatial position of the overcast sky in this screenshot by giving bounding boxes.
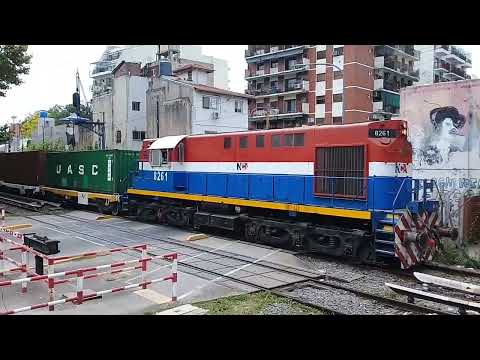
[1,45,479,125]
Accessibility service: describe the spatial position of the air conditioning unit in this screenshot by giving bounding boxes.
[293,83,302,89]
[212,112,219,120]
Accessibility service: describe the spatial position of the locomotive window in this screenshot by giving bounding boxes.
[315,146,365,198]
[294,133,304,146]
[256,135,264,148]
[240,136,248,148]
[272,134,281,147]
[284,134,294,146]
[224,137,231,149]
[178,142,185,162]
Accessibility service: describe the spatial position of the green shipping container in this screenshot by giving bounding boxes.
[46,150,139,195]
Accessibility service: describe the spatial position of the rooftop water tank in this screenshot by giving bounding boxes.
[159,59,172,76]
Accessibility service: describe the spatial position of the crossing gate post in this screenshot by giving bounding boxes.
[48,258,55,311]
[21,249,27,293]
[141,245,148,290]
[0,249,4,277]
[76,270,84,305]
[172,253,178,302]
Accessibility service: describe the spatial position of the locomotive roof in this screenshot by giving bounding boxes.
[187,119,406,139]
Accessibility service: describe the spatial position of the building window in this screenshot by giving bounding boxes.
[334,71,343,80]
[132,130,146,141]
[187,71,192,81]
[210,97,218,110]
[272,134,281,147]
[116,130,121,144]
[271,61,278,69]
[286,99,296,113]
[317,50,326,60]
[257,63,264,71]
[132,101,140,111]
[316,96,325,104]
[240,136,248,148]
[235,100,243,113]
[256,135,264,148]
[317,73,325,82]
[224,137,231,149]
[333,47,344,57]
[333,94,343,102]
[333,117,343,124]
[316,118,325,125]
[202,96,210,109]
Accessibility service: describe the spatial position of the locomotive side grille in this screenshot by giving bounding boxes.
[315,146,365,197]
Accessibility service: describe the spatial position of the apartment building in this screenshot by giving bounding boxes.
[146,65,250,139]
[245,45,420,128]
[415,45,472,85]
[90,45,231,149]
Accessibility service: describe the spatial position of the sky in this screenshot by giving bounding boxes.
[1,45,479,125]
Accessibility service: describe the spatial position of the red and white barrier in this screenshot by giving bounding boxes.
[1,275,174,315]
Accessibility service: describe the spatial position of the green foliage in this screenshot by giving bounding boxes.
[0,124,11,143]
[26,138,66,151]
[0,45,32,97]
[20,112,39,138]
[435,240,480,269]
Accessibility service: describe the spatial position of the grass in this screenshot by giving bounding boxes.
[435,240,480,269]
[193,291,325,315]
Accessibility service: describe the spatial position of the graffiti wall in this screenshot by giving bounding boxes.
[400,80,480,229]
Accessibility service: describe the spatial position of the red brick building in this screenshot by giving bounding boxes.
[245,45,420,129]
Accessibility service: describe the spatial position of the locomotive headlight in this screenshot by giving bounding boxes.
[401,128,407,136]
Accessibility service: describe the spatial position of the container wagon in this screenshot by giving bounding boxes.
[0,151,47,194]
[42,150,139,213]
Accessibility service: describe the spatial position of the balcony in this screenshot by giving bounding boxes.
[434,60,450,73]
[376,57,419,81]
[434,45,450,56]
[249,103,309,119]
[383,45,420,60]
[247,81,308,98]
[245,45,307,63]
[245,58,309,80]
[444,66,467,80]
[286,80,309,92]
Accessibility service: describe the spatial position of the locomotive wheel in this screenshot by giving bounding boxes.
[111,203,120,216]
[244,222,259,243]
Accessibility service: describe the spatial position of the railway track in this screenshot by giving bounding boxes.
[0,197,456,315]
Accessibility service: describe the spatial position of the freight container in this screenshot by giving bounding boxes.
[0,151,47,189]
[46,150,139,195]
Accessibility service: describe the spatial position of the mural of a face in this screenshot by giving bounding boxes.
[422,106,467,165]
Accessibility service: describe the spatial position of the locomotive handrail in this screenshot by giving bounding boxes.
[392,177,407,214]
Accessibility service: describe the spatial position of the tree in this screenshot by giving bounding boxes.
[0,45,32,97]
[0,124,11,144]
[20,112,39,138]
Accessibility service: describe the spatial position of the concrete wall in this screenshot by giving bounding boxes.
[415,45,434,85]
[400,79,480,228]
[178,45,230,89]
[192,91,248,134]
[146,78,194,139]
[92,75,148,151]
[146,78,248,138]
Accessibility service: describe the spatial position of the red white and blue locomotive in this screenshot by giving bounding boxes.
[125,119,456,269]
